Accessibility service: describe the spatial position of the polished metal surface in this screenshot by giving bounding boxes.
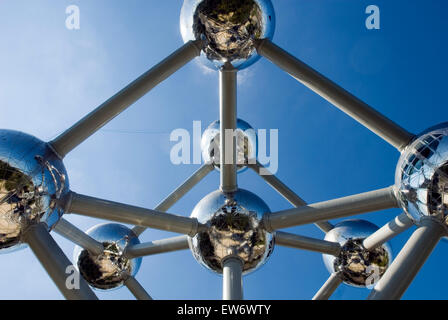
[188,189,274,274]
[395,123,448,227]
[0,130,69,253]
[73,223,142,290]
[323,220,392,288]
[180,0,275,70]
[202,119,257,172]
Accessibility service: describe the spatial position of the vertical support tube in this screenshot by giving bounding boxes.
[312,272,343,300]
[219,64,238,194]
[222,257,243,300]
[23,223,98,300]
[124,275,153,300]
[368,218,446,300]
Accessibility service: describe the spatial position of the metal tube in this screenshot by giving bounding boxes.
[124,275,153,300]
[124,235,189,259]
[219,64,238,193]
[363,212,414,250]
[132,163,213,236]
[50,40,203,158]
[249,162,333,233]
[312,272,343,300]
[66,192,200,236]
[53,218,103,256]
[222,257,243,300]
[23,223,98,300]
[368,218,446,300]
[255,39,414,151]
[264,186,398,232]
[275,231,341,256]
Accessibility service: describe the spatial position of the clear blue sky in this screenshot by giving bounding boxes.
[0,0,447,300]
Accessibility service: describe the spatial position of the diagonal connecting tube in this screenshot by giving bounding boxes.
[132,163,213,236]
[275,231,341,256]
[263,186,398,232]
[65,191,203,237]
[124,235,189,259]
[255,39,414,151]
[249,162,333,233]
[50,40,203,158]
[23,223,98,300]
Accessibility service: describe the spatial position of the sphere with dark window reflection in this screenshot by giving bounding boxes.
[188,189,274,274]
[322,220,392,288]
[180,0,276,70]
[74,223,142,290]
[0,130,69,253]
[201,119,257,172]
[395,123,448,226]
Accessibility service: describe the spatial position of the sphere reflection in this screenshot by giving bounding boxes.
[180,0,276,70]
[0,130,69,253]
[188,189,274,274]
[395,123,448,226]
[74,223,142,290]
[323,220,392,288]
[201,119,257,172]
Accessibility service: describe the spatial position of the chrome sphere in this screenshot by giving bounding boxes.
[201,119,257,172]
[0,130,68,253]
[74,223,142,290]
[180,0,276,70]
[188,189,274,274]
[323,220,392,288]
[395,123,448,226]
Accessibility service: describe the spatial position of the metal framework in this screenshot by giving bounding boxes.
[6,4,448,301]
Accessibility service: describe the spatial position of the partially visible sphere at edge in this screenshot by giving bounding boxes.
[395,123,448,226]
[0,130,69,253]
[180,0,276,70]
[323,220,392,288]
[188,189,274,274]
[74,223,142,290]
[201,119,257,172]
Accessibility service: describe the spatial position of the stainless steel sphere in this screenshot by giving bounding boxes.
[323,220,392,288]
[201,119,257,172]
[0,130,69,253]
[180,0,276,70]
[395,123,448,226]
[74,223,142,290]
[188,189,274,274]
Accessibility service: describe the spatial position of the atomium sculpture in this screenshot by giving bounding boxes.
[1,0,447,300]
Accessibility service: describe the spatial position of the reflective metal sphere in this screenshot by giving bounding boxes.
[188,189,274,274]
[0,130,69,253]
[180,0,276,70]
[323,220,392,288]
[395,123,448,226]
[74,223,142,290]
[201,119,257,172]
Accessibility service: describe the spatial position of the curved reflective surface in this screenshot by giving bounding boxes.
[73,223,142,290]
[323,220,392,288]
[188,189,274,274]
[0,130,69,253]
[396,123,448,226]
[180,0,276,70]
[201,119,257,172]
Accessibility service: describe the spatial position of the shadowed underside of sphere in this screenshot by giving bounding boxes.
[180,0,275,70]
[189,189,274,274]
[0,130,69,253]
[323,220,392,288]
[74,223,141,290]
[395,123,448,226]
